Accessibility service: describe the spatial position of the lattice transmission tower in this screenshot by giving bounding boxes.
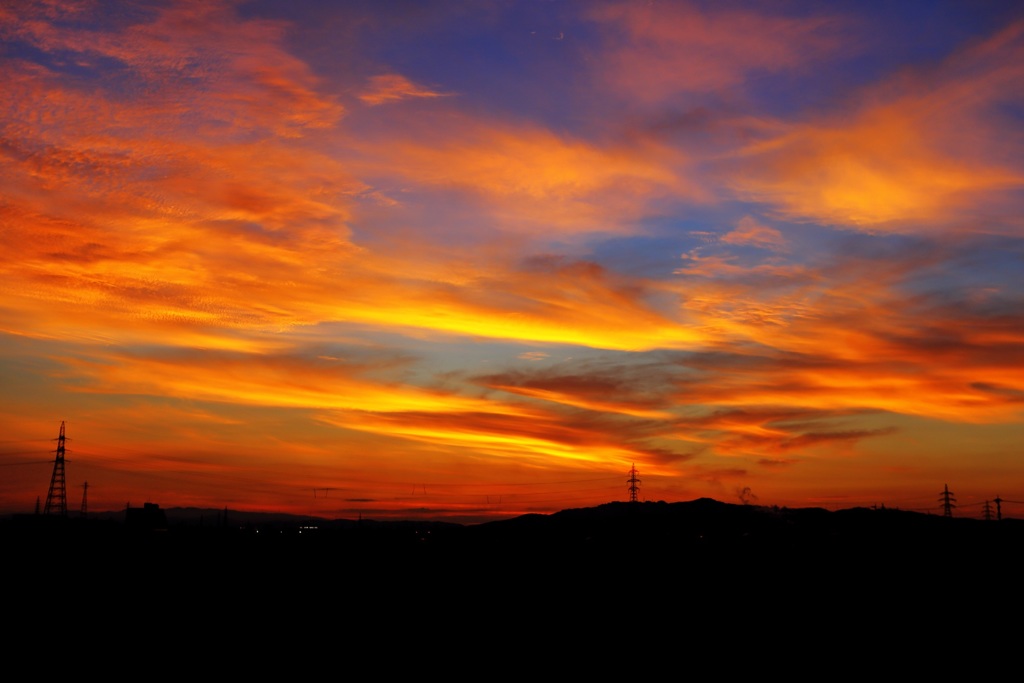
[939,483,956,518]
[43,421,68,517]
[627,463,641,503]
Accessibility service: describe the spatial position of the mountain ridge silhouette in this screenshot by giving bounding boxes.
[6,497,1019,619]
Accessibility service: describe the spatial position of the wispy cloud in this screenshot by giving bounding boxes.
[3,1,1023,518]
[358,74,449,105]
[346,111,702,236]
[587,1,841,103]
[721,216,788,251]
[724,21,1024,230]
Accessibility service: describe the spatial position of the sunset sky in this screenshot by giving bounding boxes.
[3,0,1024,523]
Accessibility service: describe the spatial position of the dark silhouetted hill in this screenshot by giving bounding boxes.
[6,498,1020,568]
[6,498,1022,631]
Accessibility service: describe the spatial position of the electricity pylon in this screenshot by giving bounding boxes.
[939,484,956,518]
[44,421,68,517]
[627,463,641,503]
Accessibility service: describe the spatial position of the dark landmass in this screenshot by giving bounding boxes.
[6,498,1021,565]
[6,498,1022,630]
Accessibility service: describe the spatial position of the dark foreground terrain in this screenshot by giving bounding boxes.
[7,497,1021,574]
[6,498,1022,638]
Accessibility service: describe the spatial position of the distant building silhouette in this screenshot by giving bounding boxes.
[125,502,168,532]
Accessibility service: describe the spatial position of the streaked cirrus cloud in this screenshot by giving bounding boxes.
[2,0,1023,521]
[725,21,1024,230]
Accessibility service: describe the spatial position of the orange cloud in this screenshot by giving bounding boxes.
[358,74,448,105]
[726,22,1024,230]
[668,238,1024,435]
[1,1,344,138]
[319,406,687,476]
[3,38,713,355]
[347,109,703,236]
[4,1,1023,519]
[588,1,840,103]
[721,216,787,251]
[58,349,525,416]
[473,364,675,419]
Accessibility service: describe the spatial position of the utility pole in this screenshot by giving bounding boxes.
[627,463,641,503]
[982,499,994,521]
[939,484,956,518]
[994,496,1002,521]
[44,421,68,517]
[81,481,89,518]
